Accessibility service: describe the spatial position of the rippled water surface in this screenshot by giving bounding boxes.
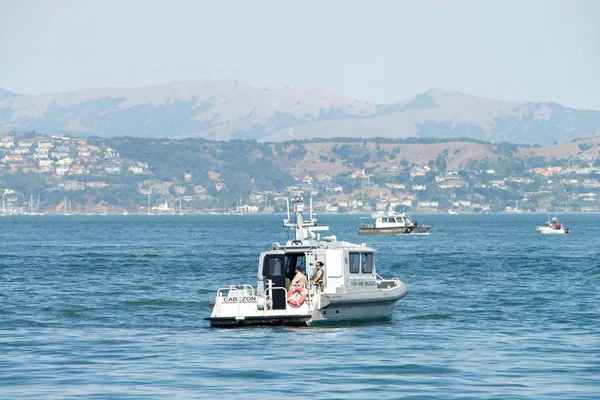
[1,213,599,399]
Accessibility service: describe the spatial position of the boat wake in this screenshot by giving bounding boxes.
[129,253,161,258]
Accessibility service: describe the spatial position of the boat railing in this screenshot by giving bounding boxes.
[376,274,401,289]
[215,285,256,319]
[265,286,288,311]
[304,284,317,309]
[216,284,255,299]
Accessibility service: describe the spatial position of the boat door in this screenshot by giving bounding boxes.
[263,254,286,309]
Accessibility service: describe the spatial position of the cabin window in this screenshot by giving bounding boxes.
[349,253,360,273]
[268,257,283,276]
[361,253,374,273]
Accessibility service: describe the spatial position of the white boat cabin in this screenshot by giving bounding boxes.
[256,239,378,309]
[370,210,413,228]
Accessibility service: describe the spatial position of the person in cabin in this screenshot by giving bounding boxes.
[291,266,307,287]
[312,261,324,288]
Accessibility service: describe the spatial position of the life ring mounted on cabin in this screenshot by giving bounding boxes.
[287,286,307,307]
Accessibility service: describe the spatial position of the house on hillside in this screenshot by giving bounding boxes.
[68,165,87,175]
[0,137,14,148]
[87,181,108,188]
[59,181,85,191]
[418,201,438,210]
[57,157,73,166]
[38,159,53,172]
[215,181,227,191]
[2,155,24,163]
[386,183,405,189]
[55,166,69,176]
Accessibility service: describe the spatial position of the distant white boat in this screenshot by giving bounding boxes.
[536,217,570,234]
[359,208,431,234]
[448,210,458,215]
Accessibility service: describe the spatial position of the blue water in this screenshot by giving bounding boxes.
[1,213,599,399]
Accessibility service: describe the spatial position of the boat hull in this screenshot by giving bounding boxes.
[359,225,431,234]
[536,227,570,234]
[310,282,407,325]
[207,283,408,328]
[359,227,408,234]
[207,315,311,328]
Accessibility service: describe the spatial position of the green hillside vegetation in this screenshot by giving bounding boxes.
[1,132,600,213]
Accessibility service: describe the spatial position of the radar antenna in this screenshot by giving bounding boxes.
[283,196,328,241]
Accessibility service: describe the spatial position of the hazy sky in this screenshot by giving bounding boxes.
[1,0,599,108]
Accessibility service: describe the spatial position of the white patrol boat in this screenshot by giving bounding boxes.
[359,209,431,235]
[536,217,570,234]
[207,197,407,328]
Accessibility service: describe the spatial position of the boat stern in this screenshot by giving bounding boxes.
[207,284,314,328]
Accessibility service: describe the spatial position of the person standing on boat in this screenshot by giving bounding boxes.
[291,267,307,287]
[312,261,324,289]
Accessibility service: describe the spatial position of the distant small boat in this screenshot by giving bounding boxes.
[536,217,570,234]
[448,210,458,215]
[359,209,431,234]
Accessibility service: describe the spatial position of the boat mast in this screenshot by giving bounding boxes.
[283,196,328,241]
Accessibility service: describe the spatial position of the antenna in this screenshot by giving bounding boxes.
[283,196,328,241]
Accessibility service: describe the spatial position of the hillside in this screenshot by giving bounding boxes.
[1,81,599,145]
[0,89,19,101]
[2,132,600,214]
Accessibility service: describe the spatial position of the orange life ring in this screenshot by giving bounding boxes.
[287,286,307,307]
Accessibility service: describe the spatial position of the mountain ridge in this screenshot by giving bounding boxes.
[1,80,599,145]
